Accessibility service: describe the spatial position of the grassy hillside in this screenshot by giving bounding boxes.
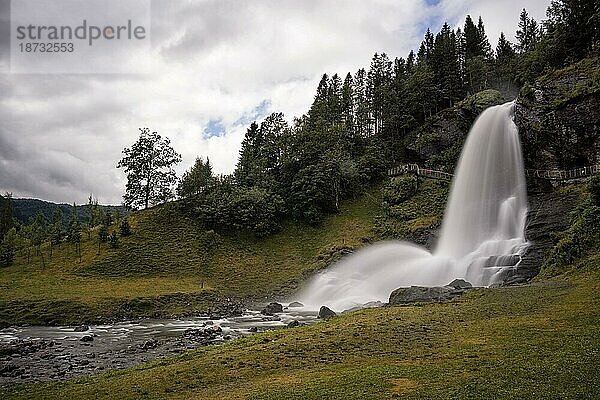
[0,184,386,327]
[1,178,452,328]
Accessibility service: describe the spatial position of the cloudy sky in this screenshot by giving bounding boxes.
[0,0,550,205]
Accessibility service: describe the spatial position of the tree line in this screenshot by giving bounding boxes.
[0,193,131,268]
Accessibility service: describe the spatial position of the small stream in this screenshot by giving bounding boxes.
[0,305,319,385]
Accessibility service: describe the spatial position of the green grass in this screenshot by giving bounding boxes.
[2,265,598,399]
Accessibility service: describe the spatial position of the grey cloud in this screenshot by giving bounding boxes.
[1,0,546,204]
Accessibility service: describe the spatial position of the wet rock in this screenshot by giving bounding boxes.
[204,325,222,335]
[288,302,304,308]
[0,362,18,376]
[261,302,283,315]
[79,335,94,343]
[74,325,89,332]
[388,286,465,305]
[318,306,336,319]
[249,327,258,333]
[497,192,579,286]
[141,339,158,350]
[446,279,473,290]
[287,320,301,328]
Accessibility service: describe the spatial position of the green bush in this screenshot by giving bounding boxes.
[382,176,418,206]
[109,232,119,249]
[194,182,285,237]
[98,224,109,242]
[588,175,600,206]
[544,190,600,274]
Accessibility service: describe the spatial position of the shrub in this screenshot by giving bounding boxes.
[119,217,132,236]
[98,224,109,242]
[109,232,119,249]
[382,176,418,206]
[588,175,600,206]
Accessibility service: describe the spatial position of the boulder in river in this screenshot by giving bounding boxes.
[73,325,89,332]
[79,335,94,342]
[318,306,336,319]
[261,302,283,315]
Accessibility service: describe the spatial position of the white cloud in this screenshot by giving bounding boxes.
[0,0,552,204]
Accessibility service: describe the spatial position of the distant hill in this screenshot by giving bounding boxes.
[11,198,129,226]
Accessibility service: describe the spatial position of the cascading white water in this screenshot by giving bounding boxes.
[300,102,528,311]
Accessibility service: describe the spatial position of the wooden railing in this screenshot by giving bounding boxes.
[389,164,600,182]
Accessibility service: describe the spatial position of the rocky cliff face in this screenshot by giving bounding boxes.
[515,56,600,171]
[407,89,504,169]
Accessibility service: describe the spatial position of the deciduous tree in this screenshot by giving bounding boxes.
[117,128,182,209]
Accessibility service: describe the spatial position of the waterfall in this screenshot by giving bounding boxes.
[300,102,528,311]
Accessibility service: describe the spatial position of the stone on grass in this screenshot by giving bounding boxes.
[388,286,457,305]
[287,320,301,328]
[318,306,336,319]
[446,279,473,290]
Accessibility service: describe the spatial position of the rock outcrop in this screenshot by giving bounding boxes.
[407,89,505,168]
[388,284,472,305]
[515,56,600,172]
[496,191,579,286]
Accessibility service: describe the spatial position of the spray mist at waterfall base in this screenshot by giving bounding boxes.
[300,102,529,311]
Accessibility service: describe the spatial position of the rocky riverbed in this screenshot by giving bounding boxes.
[0,305,318,386]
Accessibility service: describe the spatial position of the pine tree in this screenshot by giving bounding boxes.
[430,22,463,108]
[68,203,82,261]
[307,74,330,127]
[463,15,481,59]
[0,228,17,267]
[109,231,119,249]
[0,192,15,240]
[341,73,355,141]
[477,17,493,59]
[119,217,132,236]
[177,157,214,198]
[30,212,47,269]
[327,73,343,124]
[353,68,369,137]
[49,207,63,260]
[496,32,516,61]
[516,9,540,53]
[546,0,599,61]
